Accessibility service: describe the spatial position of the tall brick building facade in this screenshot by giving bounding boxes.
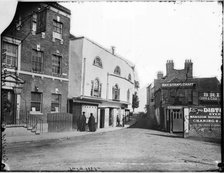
[2,2,70,127]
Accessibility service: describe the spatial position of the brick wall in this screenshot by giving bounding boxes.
[3,2,71,123]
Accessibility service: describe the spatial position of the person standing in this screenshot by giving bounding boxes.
[88,113,96,132]
[81,112,86,131]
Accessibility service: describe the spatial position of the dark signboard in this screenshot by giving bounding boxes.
[189,106,221,125]
[199,92,220,101]
[162,82,195,88]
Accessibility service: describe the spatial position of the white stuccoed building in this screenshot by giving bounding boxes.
[68,35,138,129]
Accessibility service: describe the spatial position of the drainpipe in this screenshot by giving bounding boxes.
[106,72,109,100]
[82,58,86,96]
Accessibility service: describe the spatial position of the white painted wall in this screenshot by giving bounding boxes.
[81,38,135,106]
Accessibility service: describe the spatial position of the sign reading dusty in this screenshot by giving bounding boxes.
[189,107,221,125]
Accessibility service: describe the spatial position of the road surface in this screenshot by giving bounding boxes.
[5,125,221,171]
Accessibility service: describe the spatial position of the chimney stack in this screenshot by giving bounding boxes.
[111,46,115,55]
[166,60,174,76]
[157,71,163,79]
[184,59,193,78]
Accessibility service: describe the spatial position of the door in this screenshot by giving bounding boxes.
[172,109,183,132]
[100,109,105,128]
[109,108,113,126]
[2,89,16,124]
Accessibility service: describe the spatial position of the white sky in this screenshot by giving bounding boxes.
[61,1,222,88]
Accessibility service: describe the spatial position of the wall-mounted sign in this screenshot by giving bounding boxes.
[199,92,220,101]
[189,106,221,124]
[162,83,195,88]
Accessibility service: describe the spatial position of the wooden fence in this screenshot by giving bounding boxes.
[47,113,73,132]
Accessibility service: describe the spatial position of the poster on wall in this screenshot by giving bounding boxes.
[199,92,220,105]
[82,105,98,122]
[189,106,221,126]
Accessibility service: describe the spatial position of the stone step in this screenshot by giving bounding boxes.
[5,126,35,137]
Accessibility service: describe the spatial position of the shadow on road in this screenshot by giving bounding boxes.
[128,114,158,130]
[146,133,183,138]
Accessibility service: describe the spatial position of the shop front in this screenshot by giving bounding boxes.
[165,106,184,133]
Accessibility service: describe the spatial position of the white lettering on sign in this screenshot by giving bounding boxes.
[204,108,221,113]
[162,83,194,88]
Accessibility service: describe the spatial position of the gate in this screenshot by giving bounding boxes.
[172,109,183,132]
[167,106,184,133]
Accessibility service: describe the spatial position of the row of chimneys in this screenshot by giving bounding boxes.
[157,59,193,79]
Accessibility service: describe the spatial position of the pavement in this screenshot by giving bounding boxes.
[5,117,137,144]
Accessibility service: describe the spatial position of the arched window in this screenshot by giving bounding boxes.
[114,66,121,76]
[91,78,102,97]
[112,84,120,101]
[93,56,103,68]
[127,89,130,102]
[128,74,132,81]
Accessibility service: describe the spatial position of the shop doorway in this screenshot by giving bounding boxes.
[109,108,113,126]
[2,89,16,124]
[100,109,105,128]
[172,109,183,132]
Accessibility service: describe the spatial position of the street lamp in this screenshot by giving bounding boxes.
[13,86,23,95]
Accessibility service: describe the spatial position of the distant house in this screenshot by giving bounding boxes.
[146,60,221,138]
[68,36,138,129]
[1,2,71,129]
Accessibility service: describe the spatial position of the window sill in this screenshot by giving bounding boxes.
[30,111,43,115]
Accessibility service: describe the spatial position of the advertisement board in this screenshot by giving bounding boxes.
[199,92,220,101]
[189,106,221,125]
[162,82,195,88]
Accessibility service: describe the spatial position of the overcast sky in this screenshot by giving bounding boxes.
[61,1,222,88]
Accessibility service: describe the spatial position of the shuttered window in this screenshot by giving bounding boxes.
[36,9,47,34]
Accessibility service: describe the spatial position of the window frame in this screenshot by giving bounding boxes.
[52,54,62,75]
[127,89,130,102]
[32,13,37,34]
[112,84,120,101]
[2,41,18,68]
[51,93,61,112]
[32,49,43,73]
[91,78,102,97]
[114,66,121,76]
[128,74,132,81]
[30,92,42,113]
[93,56,103,68]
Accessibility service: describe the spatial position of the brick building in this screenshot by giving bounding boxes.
[68,36,138,130]
[146,60,221,138]
[1,2,71,129]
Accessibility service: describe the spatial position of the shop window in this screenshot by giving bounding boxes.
[31,92,42,112]
[112,84,120,101]
[114,66,121,76]
[93,56,103,68]
[32,50,43,73]
[52,55,62,75]
[51,94,61,112]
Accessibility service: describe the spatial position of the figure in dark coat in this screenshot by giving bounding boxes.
[78,112,86,132]
[80,112,86,131]
[88,113,96,132]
